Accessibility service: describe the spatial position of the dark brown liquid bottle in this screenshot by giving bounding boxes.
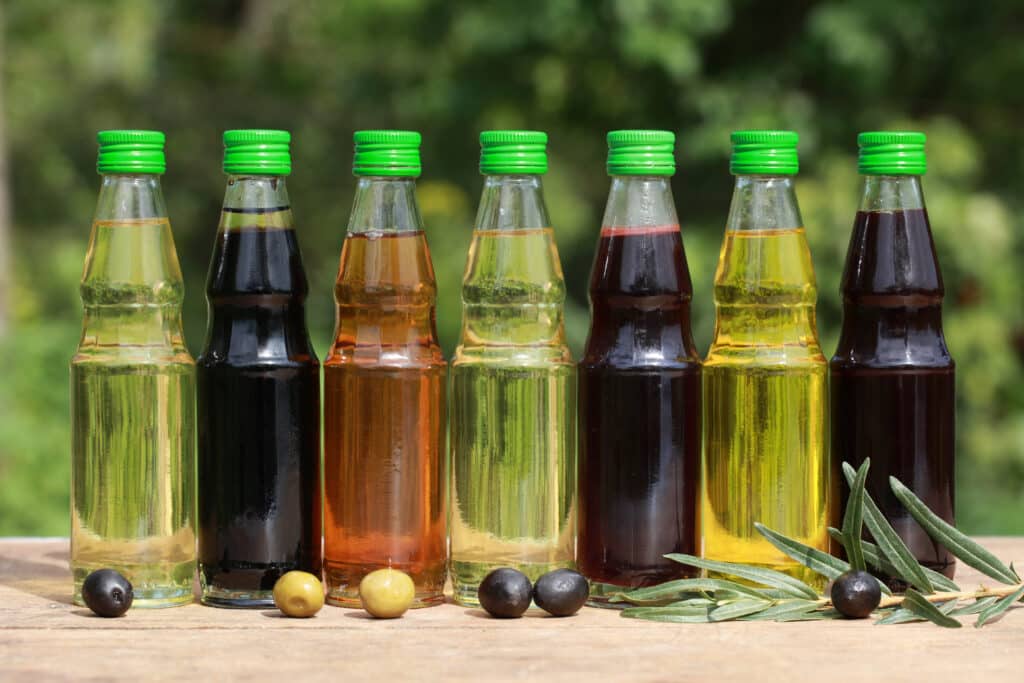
[831,132,955,584]
[578,131,701,605]
[197,132,321,607]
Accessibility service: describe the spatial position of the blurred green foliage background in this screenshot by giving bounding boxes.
[1,0,1022,535]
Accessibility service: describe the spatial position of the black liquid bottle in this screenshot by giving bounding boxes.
[831,132,955,583]
[197,130,321,607]
[578,131,701,604]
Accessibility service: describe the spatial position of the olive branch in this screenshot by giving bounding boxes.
[613,459,1024,627]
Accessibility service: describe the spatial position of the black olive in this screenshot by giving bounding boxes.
[831,569,881,618]
[533,568,589,617]
[477,568,533,618]
[82,569,134,618]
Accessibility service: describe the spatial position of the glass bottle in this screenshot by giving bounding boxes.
[450,131,576,606]
[831,132,955,584]
[196,130,322,607]
[323,131,447,607]
[702,130,830,588]
[71,130,196,607]
[578,130,701,605]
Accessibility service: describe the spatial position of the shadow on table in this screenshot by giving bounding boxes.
[0,555,72,604]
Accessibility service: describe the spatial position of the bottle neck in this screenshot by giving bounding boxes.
[79,174,187,355]
[726,175,802,231]
[601,175,678,229]
[475,175,550,231]
[94,174,168,222]
[834,173,947,365]
[347,176,422,234]
[858,174,925,212]
[219,175,293,231]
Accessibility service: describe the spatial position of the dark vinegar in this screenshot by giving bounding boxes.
[197,224,321,605]
[578,225,701,599]
[831,209,955,583]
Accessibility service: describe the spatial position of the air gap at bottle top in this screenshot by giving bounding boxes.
[701,130,831,589]
[578,130,701,605]
[71,131,196,607]
[450,131,577,606]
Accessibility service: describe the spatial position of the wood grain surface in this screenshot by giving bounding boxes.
[1,538,1021,682]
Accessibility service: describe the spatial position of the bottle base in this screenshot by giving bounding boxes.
[201,592,276,609]
[73,559,196,608]
[325,592,445,609]
[324,559,447,609]
[74,588,194,609]
[450,558,575,607]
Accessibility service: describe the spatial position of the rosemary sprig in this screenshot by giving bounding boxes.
[617,461,1024,628]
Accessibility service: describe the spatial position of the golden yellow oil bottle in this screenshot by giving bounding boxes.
[702,131,830,588]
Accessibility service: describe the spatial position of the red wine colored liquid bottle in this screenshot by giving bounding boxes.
[831,132,955,584]
[578,131,701,604]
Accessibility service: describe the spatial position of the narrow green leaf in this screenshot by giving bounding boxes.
[829,527,952,593]
[622,611,712,623]
[902,589,961,628]
[949,597,998,616]
[975,585,1024,628]
[843,463,934,593]
[876,600,958,625]
[841,459,870,571]
[663,553,818,599]
[738,599,822,621]
[754,522,864,585]
[612,578,769,605]
[709,599,771,621]
[890,476,1021,585]
[823,528,892,596]
[622,604,713,623]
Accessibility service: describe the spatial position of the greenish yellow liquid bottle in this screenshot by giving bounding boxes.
[702,131,830,588]
[70,131,196,607]
[450,131,576,605]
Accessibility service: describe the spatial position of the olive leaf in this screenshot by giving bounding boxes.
[737,599,823,621]
[710,599,772,621]
[949,596,999,616]
[754,522,869,587]
[828,527,957,593]
[841,459,870,571]
[975,585,1024,628]
[901,589,961,628]
[890,476,1021,585]
[619,463,1024,629]
[842,463,934,593]
[610,578,768,606]
[876,599,958,625]
[663,553,818,600]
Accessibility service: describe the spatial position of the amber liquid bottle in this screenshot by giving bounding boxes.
[196,131,321,607]
[578,131,700,605]
[831,132,955,584]
[323,131,447,607]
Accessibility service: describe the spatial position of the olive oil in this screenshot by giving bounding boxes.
[450,134,576,606]
[702,132,830,588]
[71,134,196,608]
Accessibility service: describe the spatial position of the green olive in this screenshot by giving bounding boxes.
[273,571,325,618]
[359,568,415,618]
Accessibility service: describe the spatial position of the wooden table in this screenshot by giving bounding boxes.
[1,538,1021,682]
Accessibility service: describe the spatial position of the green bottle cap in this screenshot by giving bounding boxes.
[223,129,291,176]
[607,130,675,176]
[479,131,548,175]
[96,130,166,175]
[730,130,799,175]
[858,131,927,175]
[353,130,421,177]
